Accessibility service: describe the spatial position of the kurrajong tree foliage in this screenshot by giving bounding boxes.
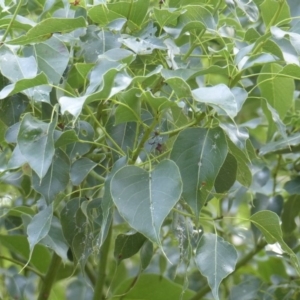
[1,0,300,299]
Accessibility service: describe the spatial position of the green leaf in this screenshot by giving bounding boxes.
[164,77,192,99]
[215,153,237,193]
[170,127,228,215]
[142,90,177,112]
[192,84,240,119]
[0,46,38,82]
[0,234,51,273]
[0,94,28,127]
[120,23,167,55]
[27,205,53,264]
[195,233,238,300]
[164,5,216,39]
[32,149,70,204]
[18,113,57,179]
[88,0,150,28]
[66,121,94,160]
[70,157,97,185]
[54,130,79,148]
[250,210,300,274]
[7,17,86,45]
[260,0,290,28]
[114,232,146,263]
[111,160,182,245]
[40,216,69,261]
[97,157,127,248]
[281,195,300,233]
[114,274,195,299]
[153,7,182,28]
[284,177,300,195]
[33,36,69,84]
[115,88,141,124]
[0,73,49,99]
[229,277,262,300]
[259,133,300,155]
[258,63,294,118]
[140,240,153,271]
[227,138,252,187]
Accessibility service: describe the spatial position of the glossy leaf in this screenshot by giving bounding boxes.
[170,127,228,215]
[111,160,182,244]
[18,113,57,179]
[7,17,86,45]
[192,84,240,119]
[0,46,37,82]
[195,233,238,300]
[0,73,48,100]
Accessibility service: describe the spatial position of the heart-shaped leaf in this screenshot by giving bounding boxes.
[111,160,182,244]
[195,233,238,300]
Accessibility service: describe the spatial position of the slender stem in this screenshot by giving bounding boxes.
[93,223,112,300]
[189,240,267,300]
[37,252,62,300]
[265,0,285,32]
[129,118,158,164]
[0,255,44,279]
[1,0,23,42]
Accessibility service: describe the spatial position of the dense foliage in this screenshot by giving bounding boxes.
[1,0,300,299]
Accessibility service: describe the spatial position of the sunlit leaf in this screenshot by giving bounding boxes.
[7,17,86,45]
[250,210,300,274]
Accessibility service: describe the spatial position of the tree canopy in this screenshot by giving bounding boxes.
[1,0,300,299]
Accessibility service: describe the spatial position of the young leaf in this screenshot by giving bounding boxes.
[111,160,182,245]
[7,17,86,45]
[250,210,300,275]
[195,233,238,300]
